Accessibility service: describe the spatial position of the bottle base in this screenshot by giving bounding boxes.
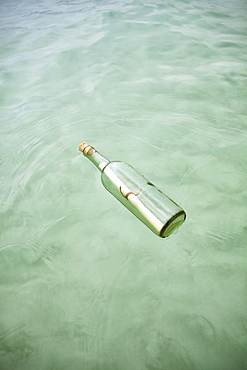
[160,211,186,238]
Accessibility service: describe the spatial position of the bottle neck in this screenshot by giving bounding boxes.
[79,143,109,172]
[87,149,109,172]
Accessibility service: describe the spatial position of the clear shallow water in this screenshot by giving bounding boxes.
[0,0,247,369]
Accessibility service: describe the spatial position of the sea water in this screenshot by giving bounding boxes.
[0,0,247,369]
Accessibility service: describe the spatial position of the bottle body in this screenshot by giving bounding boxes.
[101,161,185,238]
[79,142,186,238]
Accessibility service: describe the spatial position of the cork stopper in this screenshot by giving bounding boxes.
[78,142,94,156]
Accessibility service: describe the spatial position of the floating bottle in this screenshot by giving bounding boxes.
[79,142,186,238]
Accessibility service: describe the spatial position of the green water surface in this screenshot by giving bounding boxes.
[0,0,247,369]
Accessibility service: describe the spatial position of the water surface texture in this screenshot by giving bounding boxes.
[0,0,247,369]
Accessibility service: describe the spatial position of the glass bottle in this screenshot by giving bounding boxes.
[79,142,186,238]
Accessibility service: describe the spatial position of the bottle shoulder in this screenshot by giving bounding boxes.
[103,161,132,170]
[102,161,138,176]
